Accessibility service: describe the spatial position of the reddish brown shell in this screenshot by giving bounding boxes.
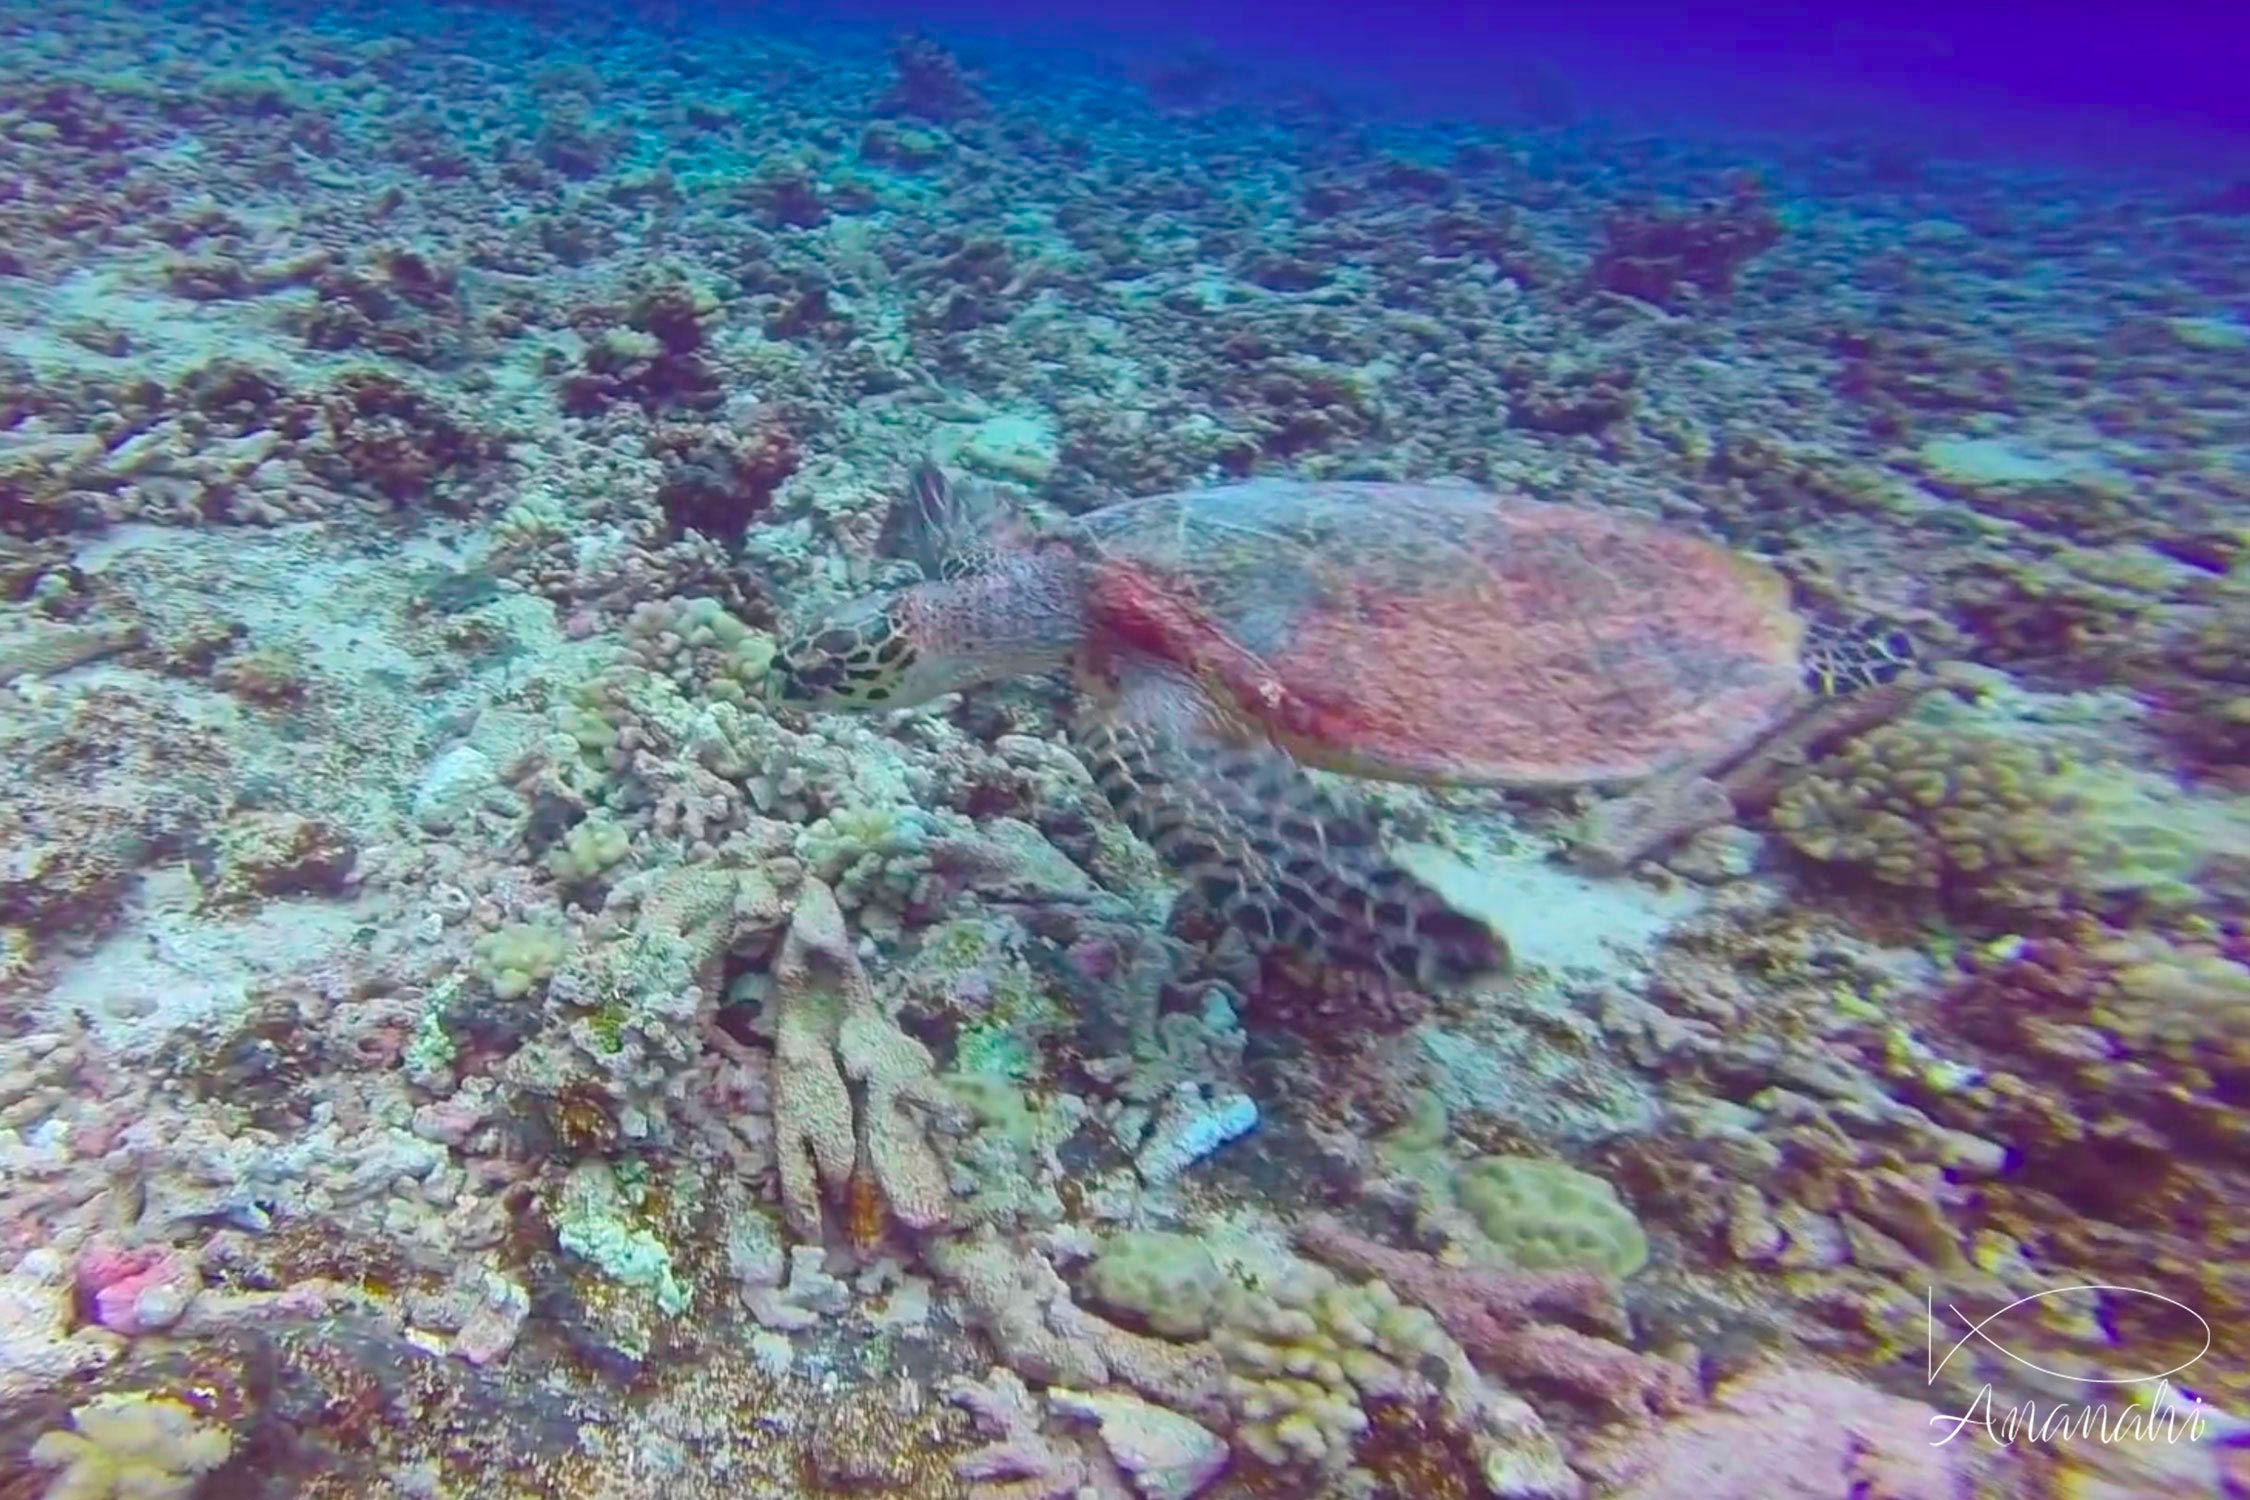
[1071,479,1806,787]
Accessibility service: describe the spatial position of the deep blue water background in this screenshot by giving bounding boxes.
[642,1,2250,179]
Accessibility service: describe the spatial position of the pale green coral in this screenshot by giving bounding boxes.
[547,815,632,882]
[1452,1155,1649,1279]
[1211,1258,1457,1469]
[624,596,776,706]
[796,803,946,923]
[554,1160,690,1317]
[29,1393,233,1500]
[490,491,571,549]
[557,694,621,759]
[472,923,567,1000]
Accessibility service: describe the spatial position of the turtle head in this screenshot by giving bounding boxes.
[767,590,932,710]
[769,556,1091,713]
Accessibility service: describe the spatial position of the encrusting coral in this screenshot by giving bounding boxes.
[1449,1155,1651,1280]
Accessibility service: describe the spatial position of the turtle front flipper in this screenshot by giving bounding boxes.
[1073,664,1505,992]
[880,460,1032,581]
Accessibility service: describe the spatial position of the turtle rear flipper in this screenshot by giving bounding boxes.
[1075,663,1505,991]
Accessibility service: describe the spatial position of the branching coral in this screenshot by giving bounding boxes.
[623,595,777,708]
[1208,1237,1578,1497]
[1296,1215,1694,1423]
[471,922,566,1000]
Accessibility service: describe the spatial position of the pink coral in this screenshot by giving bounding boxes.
[74,1239,201,1335]
[1296,1215,1695,1421]
[1588,1364,1991,1499]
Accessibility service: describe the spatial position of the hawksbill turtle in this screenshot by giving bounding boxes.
[768,466,1911,989]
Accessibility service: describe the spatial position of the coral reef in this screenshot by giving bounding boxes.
[1297,1216,1695,1423]
[0,1,2241,1495]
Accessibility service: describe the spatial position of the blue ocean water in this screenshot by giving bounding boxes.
[2,0,2249,1496]
[733,0,2250,172]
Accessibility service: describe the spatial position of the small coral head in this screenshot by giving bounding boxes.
[767,590,925,709]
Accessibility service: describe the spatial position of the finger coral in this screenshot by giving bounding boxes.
[1208,1238,1577,1497]
[29,1392,233,1500]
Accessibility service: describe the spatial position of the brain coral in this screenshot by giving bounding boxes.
[1452,1155,1650,1279]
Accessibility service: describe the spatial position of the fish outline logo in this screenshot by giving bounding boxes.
[1927,1284,2212,1387]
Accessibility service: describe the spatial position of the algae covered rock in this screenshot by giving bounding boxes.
[1082,1230,1224,1340]
[1453,1155,1649,1279]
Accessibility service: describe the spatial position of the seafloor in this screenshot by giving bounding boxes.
[2,3,2248,1498]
